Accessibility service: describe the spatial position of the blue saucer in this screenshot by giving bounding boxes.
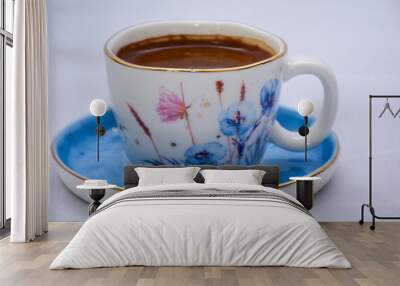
[52,106,338,189]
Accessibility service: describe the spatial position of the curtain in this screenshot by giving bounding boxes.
[8,0,49,242]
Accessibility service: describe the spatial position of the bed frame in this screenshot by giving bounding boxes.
[123,165,280,189]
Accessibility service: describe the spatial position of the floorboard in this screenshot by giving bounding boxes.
[0,222,399,286]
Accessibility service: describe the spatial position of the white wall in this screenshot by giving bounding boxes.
[47,0,400,221]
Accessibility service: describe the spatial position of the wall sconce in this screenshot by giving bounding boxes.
[297,100,314,162]
[89,99,107,162]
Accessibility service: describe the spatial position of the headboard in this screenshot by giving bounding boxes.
[123,165,280,189]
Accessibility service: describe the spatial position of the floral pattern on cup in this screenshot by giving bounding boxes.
[260,79,281,116]
[184,142,227,165]
[156,87,187,122]
[125,78,281,165]
[218,101,257,137]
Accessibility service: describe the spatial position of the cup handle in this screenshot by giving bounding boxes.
[269,56,338,151]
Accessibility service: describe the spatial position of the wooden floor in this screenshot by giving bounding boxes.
[0,222,399,286]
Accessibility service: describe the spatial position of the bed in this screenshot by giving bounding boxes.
[50,165,350,269]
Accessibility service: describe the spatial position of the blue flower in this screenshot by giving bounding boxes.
[184,142,227,165]
[218,101,257,137]
[260,79,281,115]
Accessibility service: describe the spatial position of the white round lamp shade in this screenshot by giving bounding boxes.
[297,100,314,116]
[90,99,107,117]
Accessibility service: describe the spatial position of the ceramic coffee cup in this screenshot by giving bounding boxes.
[104,21,337,165]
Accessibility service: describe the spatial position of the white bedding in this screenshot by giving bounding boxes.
[50,183,350,269]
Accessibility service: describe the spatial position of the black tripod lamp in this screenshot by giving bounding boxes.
[89,99,107,162]
[297,100,314,162]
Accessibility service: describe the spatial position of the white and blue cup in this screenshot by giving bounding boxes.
[104,21,338,165]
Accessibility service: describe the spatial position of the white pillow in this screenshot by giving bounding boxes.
[135,167,200,186]
[200,169,266,185]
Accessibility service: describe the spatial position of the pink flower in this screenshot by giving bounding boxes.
[156,87,187,122]
[215,80,224,94]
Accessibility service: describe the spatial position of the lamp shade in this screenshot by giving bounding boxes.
[297,100,314,116]
[90,99,107,117]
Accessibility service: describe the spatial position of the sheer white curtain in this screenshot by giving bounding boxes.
[8,0,49,242]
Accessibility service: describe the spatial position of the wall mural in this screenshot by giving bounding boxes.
[51,21,339,203]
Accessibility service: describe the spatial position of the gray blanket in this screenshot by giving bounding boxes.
[92,188,310,217]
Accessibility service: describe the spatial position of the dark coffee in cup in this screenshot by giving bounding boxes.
[116,34,276,69]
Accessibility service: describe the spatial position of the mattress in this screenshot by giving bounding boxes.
[50,183,350,269]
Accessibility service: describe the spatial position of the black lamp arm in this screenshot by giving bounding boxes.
[298,116,309,162]
[298,116,309,136]
[96,116,106,136]
[95,116,106,162]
